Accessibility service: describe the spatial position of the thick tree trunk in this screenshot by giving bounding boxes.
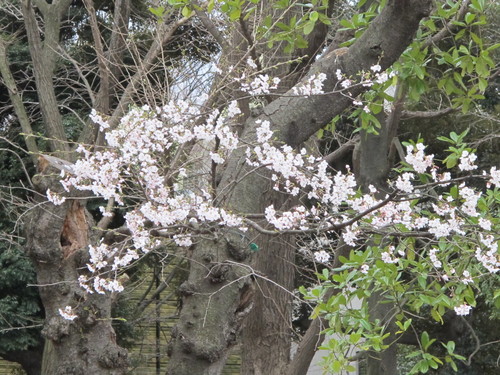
[26,171,128,374]
[239,3,337,372]
[165,237,254,375]
[240,217,295,375]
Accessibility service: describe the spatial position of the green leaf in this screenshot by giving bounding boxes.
[431,308,443,324]
[332,360,342,372]
[404,319,412,330]
[295,35,308,49]
[322,268,329,280]
[181,6,193,17]
[470,0,485,12]
[421,331,430,348]
[316,128,324,139]
[303,21,315,35]
[464,12,476,24]
[420,360,429,372]
[360,319,371,330]
[446,340,456,354]
[446,155,458,169]
[276,22,290,31]
[349,333,362,344]
[229,8,241,21]
[478,77,488,92]
[207,0,215,12]
[417,276,427,290]
[486,43,500,52]
[295,3,314,8]
[149,6,165,19]
[339,19,354,29]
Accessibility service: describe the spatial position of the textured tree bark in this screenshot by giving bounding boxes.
[240,209,295,375]
[26,170,128,375]
[167,2,433,373]
[165,236,255,375]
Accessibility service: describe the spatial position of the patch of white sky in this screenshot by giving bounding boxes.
[168,54,221,105]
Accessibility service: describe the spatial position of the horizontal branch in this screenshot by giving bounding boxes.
[243,191,399,236]
[260,0,434,147]
[323,135,359,165]
[401,107,455,120]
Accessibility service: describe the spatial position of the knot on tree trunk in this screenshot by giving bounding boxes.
[178,281,198,296]
[97,346,129,369]
[42,316,70,342]
[54,363,85,375]
[209,263,233,284]
[224,229,251,261]
[183,336,225,363]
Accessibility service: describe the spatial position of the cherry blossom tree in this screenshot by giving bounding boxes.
[0,0,499,374]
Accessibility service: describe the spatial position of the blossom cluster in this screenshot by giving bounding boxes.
[243,131,498,319]
[50,91,498,322]
[405,143,434,173]
[46,189,67,206]
[239,74,280,95]
[292,73,327,96]
[314,250,331,263]
[58,100,245,294]
[59,306,78,321]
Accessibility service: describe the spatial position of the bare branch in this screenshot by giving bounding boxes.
[323,135,359,165]
[401,107,456,120]
[82,0,111,112]
[106,16,191,129]
[194,7,230,51]
[96,197,115,230]
[461,316,481,366]
[57,48,97,108]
